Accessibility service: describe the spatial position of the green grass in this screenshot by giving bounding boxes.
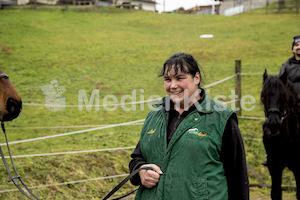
[0,4,300,199]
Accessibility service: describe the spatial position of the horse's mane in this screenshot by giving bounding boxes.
[261,74,289,111]
[262,70,300,143]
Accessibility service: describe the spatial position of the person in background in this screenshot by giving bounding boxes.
[129,52,249,200]
[261,35,300,167]
[279,35,300,111]
[280,35,300,78]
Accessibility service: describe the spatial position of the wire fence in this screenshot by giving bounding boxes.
[0,72,296,195]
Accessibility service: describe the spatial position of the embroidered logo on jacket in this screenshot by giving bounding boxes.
[198,132,207,137]
[188,128,199,135]
[187,128,207,137]
[147,129,156,134]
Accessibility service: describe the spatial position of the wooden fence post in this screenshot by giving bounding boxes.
[235,60,242,116]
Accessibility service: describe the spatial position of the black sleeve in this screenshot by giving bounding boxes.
[279,61,287,77]
[220,115,249,200]
[129,141,148,185]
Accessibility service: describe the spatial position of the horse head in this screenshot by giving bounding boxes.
[261,69,289,137]
[0,70,22,121]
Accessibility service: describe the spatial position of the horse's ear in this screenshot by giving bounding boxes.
[263,69,268,83]
[280,69,288,84]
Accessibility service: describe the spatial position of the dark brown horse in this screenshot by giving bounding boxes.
[261,69,300,200]
[0,70,22,121]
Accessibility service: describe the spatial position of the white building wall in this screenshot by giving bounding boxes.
[132,1,155,11]
[141,2,155,11]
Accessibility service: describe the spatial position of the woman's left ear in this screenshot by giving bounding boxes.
[194,72,200,85]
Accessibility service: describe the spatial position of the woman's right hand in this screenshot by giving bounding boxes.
[139,164,163,188]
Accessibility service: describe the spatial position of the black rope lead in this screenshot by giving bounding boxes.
[0,121,41,200]
[0,120,154,200]
[102,166,154,200]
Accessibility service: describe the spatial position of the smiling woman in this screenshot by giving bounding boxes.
[129,52,249,200]
[0,70,22,122]
[160,52,201,114]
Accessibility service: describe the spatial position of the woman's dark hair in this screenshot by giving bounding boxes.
[159,52,203,87]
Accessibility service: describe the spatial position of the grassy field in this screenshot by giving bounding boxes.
[0,3,300,199]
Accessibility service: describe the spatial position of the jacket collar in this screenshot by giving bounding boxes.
[289,56,300,64]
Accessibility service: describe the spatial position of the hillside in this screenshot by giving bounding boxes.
[0,5,299,199]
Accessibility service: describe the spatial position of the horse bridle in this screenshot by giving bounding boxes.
[266,107,288,123]
[0,74,9,79]
[0,73,40,200]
